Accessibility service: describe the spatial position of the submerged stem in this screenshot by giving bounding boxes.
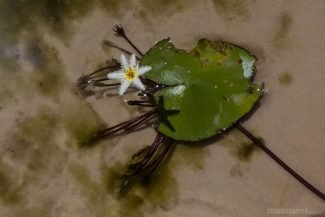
[235,123,325,201]
[115,132,175,195]
[77,63,120,91]
[96,110,157,138]
[127,99,156,108]
[113,24,144,57]
[103,40,141,60]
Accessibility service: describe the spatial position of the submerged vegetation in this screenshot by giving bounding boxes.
[278,72,293,85]
[211,0,250,20]
[273,13,293,49]
[0,168,23,206]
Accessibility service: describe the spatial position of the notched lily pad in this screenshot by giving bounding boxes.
[141,38,263,141]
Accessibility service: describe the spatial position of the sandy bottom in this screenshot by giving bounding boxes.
[0,0,324,216]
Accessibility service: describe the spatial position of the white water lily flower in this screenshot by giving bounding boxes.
[107,54,152,95]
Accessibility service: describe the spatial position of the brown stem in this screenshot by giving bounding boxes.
[143,137,174,175]
[77,65,120,90]
[96,110,157,138]
[235,123,325,201]
[113,24,144,57]
[116,133,175,195]
[103,40,141,60]
[89,65,119,77]
[92,82,120,87]
[128,133,164,174]
[127,99,156,108]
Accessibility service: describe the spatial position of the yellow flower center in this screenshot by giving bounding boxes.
[124,68,137,81]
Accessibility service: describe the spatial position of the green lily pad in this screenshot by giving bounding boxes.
[141,38,263,141]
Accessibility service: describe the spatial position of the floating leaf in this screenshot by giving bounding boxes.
[141,39,263,141]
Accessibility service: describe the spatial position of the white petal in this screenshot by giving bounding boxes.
[120,54,128,69]
[107,72,124,81]
[129,54,136,67]
[132,77,145,90]
[119,80,130,95]
[138,66,152,75]
[109,69,123,75]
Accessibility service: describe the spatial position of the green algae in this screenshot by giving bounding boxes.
[0,0,99,105]
[105,145,179,207]
[25,37,67,99]
[0,36,67,105]
[34,0,94,38]
[26,149,47,172]
[0,43,21,73]
[0,2,30,43]
[0,88,15,106]
[136,0,189,27]
[134,10,152,26]
[173,143,210,170]
[105,164,179,205]
[0,169,23,205]
[140,165,178,208]
[229,163,243,177]
[7,36,101,147]
[140,0,191,17]
[278,72,293,85]
[12,207,48,217]
[13,106,62,173]
[104,165,124,195]
[0,58,24,105]
[69,163,119,217]
[0,0,137,46]
[273,13,293,49]
[105,166,146,217]
[61,93,103,147]
[69,163,104,201]
[0,0,95,42]
[98,0,131,18]
[98,141,210,215]
[16,106,58,145]
[235,139,262,162]
[118,194,145,217]
[219,130,261,162]
[212,0,249,20]
[103,161,179,216]
[0,0,95,99]
[69,163,113,217]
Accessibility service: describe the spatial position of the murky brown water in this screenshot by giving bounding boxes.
[0,1,324,216]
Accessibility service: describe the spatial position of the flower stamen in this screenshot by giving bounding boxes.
[125,68,137,80]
